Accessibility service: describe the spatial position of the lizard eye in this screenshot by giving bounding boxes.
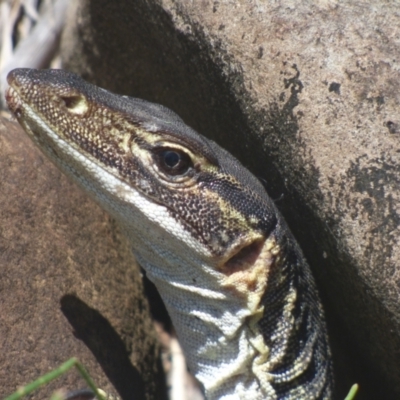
[154,148,193,176]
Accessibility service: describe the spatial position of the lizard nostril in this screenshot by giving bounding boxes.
[61,95,88,115]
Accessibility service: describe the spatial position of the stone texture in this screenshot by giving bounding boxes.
[0,117,165,400]
[60,1,400,399]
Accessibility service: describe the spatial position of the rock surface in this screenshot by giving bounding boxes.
[60,1,400,399]
[0,117,165,400]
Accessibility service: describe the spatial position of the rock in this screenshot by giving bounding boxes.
[0,117,165,400]
[60,1,400,398]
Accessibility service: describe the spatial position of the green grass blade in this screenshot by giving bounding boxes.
[3,357,106,400]
[344,383,359,400]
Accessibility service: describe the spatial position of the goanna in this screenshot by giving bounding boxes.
[6,68,333,400]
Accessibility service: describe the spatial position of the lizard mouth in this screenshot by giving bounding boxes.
[221,238,266,275]
[5,86,23,118]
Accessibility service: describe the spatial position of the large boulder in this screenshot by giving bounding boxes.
[0,117,165,399]
[60,1,400,399]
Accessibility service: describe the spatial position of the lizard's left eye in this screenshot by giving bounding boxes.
[154,148,193,176]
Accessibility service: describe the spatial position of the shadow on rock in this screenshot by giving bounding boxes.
[61,294,146,400]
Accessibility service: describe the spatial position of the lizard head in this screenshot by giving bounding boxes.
[6,68,279,291]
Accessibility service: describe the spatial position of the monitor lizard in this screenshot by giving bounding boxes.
[6,68,333,400]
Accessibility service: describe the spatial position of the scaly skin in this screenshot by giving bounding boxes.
[6,68,333,399]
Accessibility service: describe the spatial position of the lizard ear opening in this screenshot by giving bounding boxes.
[223,239,265,273]
[61,94,88,116]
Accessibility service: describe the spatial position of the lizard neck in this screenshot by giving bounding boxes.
[128,225,280,400]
